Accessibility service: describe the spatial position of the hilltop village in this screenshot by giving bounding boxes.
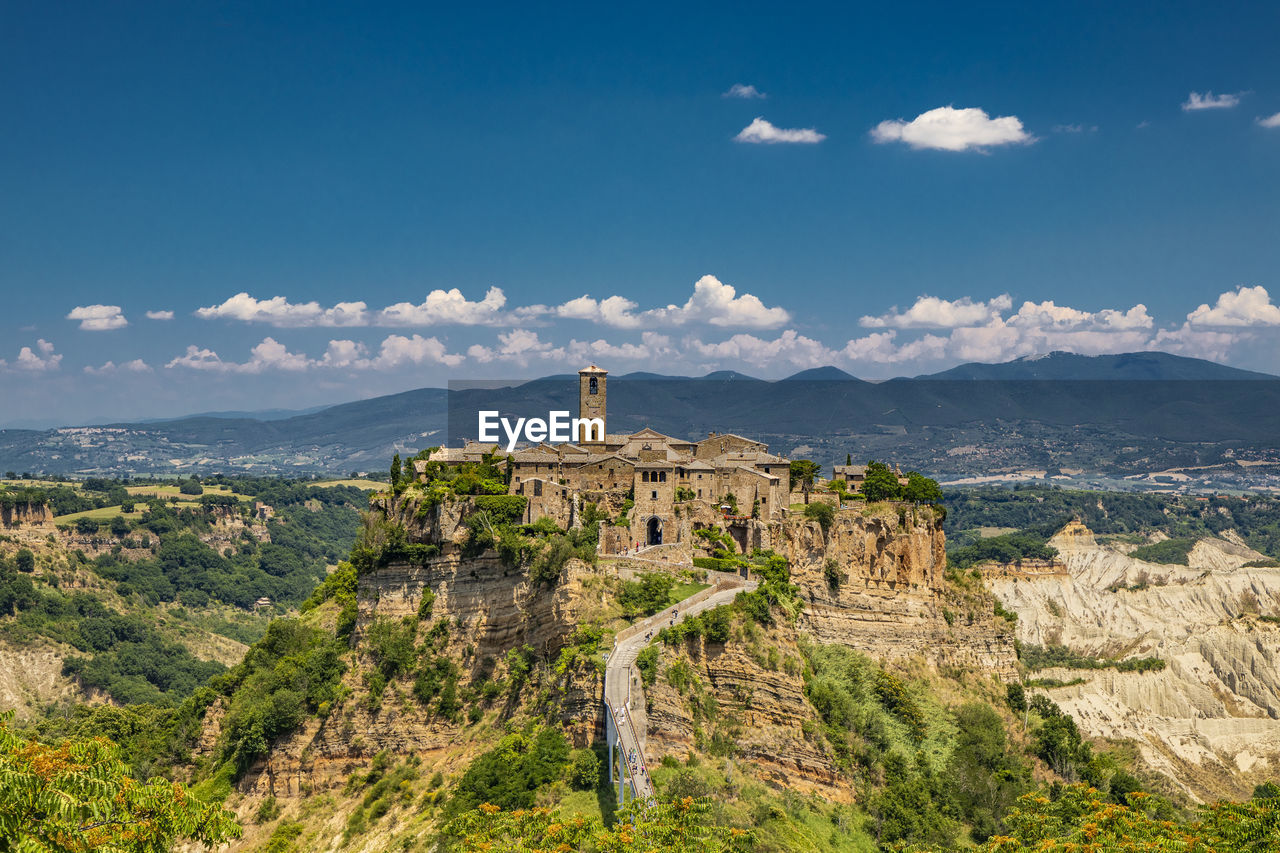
[426,366,808,553]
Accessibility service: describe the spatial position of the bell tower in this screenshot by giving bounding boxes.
[577,365,607,445]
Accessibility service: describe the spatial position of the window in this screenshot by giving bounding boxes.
[697,473,702,479]
[589,377,598,395]
[659,471,666,483]
[651,491,657,499]
[697,489,702,497]
[642,471,649,482]
[534,480,543,496]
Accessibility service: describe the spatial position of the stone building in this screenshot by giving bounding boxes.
[421,365,791,551]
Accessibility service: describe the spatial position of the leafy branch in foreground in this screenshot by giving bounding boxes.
[0,710,241,852]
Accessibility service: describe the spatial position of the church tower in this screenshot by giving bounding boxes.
[577,365,607,446]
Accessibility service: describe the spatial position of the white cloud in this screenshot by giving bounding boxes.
[687,329,835,368]
[734,117,826,144]
[15,340,62,371]
[245,337,313,372]
[861,295,1012,329]
[723,83,766,99]
[1151,324,1240,362]
[562,331,673,363]
[1007,300,1153,331]
[165,337,315,373]
[1183,91,1242,111]
[543,294,646,328]
[375,287,507,326]
[1258,112,1280,128]
[359,334,465,369]
[870,106,1033,152]
[196,293,370,327]
[145,310,175,320]
[194,287,508,328]
[1186,285,1280,327]
[85,359,152,375]
[67,305,127,331]
[318,340,368,368]
[846,296,1160,365]
[647,275,790,327]
[522,276,789,329]
[166,346,228,371]
[1052,124,1097,134]
[842,330,949,364]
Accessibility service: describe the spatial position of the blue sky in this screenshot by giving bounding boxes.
[2,1,1279,425]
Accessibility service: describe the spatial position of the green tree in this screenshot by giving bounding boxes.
[0,711,241,851]
[789,460,820,493]
[389,453,403,490]
[16,548,35,573]
[948,703,1030,842]
[568,748,601,790]
[903,471,943,504]
[862,461,903,502]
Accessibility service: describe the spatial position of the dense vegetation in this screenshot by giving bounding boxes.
[957,783,1280,852]
[947,531,1059,569]
[944,485,1280,558]
[446,797,752,852]
[1127,537,1197,565]
[0,477,368,708]
[1019,643,1166,674]
[0,551,227,704]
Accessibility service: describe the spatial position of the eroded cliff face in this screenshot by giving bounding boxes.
[641,623,843,795]
[226,547,611,804]
[988,521,1280,800]
[784,508,1017,678]
[0,502,53,529]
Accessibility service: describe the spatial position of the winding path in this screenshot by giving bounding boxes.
[603,574,757,803]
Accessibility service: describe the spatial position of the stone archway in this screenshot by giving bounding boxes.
[646,516,663,546]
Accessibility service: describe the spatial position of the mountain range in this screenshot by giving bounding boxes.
[2,352,1278,486]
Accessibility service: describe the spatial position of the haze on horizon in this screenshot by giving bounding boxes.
[2,1,1278,426]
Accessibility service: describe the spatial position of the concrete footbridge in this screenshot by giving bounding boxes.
[603,570,757,805]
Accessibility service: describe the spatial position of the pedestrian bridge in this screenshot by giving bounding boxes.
[602,573,756,804]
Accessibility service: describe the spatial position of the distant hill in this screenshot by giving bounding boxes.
[919,351,1278,381]
[3,352,1280,482]
[783,366,860,382]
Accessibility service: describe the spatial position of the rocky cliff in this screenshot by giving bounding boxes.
[0,501,53,529]
[988,521,1280,800]
[783,507,1017,678]
[208,495,1022,849]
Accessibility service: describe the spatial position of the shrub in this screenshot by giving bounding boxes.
[823,558,843,592]
[635,645,659,686]
[804,501,834,535]
[568,748,601,790]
